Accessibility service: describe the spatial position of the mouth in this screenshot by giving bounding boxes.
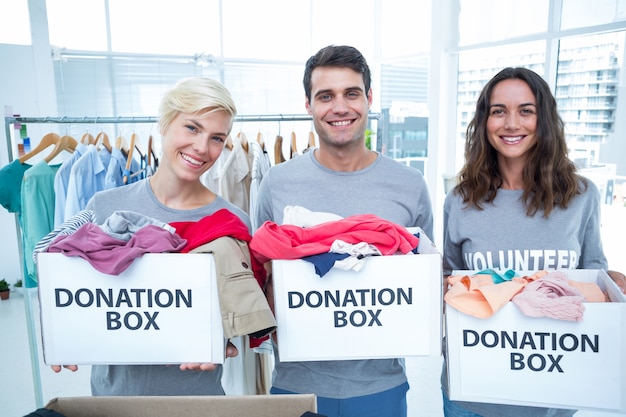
[501,135,524,144]
[180,152,205,167]
[328,120,354,127]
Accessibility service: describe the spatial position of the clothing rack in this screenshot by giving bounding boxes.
[5,113,381,153]
[3,112,382,409]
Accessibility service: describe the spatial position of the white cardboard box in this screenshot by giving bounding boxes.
[272,229,442,361]
[37,253,224,365]
[446,269,626,412]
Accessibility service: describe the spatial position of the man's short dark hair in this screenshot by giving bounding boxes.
[303,45,371,102]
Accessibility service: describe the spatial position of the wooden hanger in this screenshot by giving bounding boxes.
[81,132,95,145]
[123,133,138,184]
[237,131,249,153]
[44,135,77,163]
[256,132,265,151]
[147,134,159,169]
[19,132,60,163]
[95,132,112,152]
[115,135,128,152]
[225,135,233,151]
[290,131,298,159]
[274,135,286,165]
[308,131,316,148]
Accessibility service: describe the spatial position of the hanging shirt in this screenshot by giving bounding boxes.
[98,147,112,175]
[21,161,59,286]
[104,147,130,189]
[201,136,251,214]
[0,159,30,216]
[249,141,271,230]
[64,144,107,220]
[53,142,88,227]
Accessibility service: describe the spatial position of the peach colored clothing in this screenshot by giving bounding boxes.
[445,270,607,321]
[568,280,607,302]
[444,274,529,318]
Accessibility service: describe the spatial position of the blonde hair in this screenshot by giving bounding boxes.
[158,77,237,134]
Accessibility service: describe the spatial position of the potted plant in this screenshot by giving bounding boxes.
[13,279,23,296]
[0,279,10,300]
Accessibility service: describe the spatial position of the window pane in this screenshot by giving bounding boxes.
[47,0,107,50]
[561,0,626,30]
[456,42,545,169]
[459,0,548,46]
[224,63,303,114]
[108,0,220,55]
[380,58,430,164]
[310,0,376,59]
[381,0,431,57]
[0,0,31,45]
[556,31,625,188]
[221,0,310,61]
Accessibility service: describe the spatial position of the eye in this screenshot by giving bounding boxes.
[186,124,198,133]
[318,94,332,102]
[211,136,225,143]
[521,107,536,115]
[490,108,504,116]
[346,91,360,99]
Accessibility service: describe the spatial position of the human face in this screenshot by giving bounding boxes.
[305,66,372,148]
[486,78,538,164]
[160,110,231,181]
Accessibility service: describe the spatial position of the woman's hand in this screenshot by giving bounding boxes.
[179,340,239,371]
[51,365,78,373]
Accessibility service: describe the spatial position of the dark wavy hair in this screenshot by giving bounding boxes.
[456,67,585,217]
[303,45,371,103]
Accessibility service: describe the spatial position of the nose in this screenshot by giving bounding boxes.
[332,97,349,114]
[191,135,211,154]
[504,112,519,130]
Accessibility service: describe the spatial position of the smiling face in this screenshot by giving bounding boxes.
[160,110,231,182]
[305,66,372,149]
[486,78,538,165]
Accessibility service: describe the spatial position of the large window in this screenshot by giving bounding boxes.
[45,0,433,166]
[0,0,31,45]
[453,1,626,273]
[8,0,626,272]
[458,0,549,45]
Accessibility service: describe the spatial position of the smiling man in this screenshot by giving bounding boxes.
[254,44,434,417]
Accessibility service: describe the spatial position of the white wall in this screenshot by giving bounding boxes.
[0,0,58,285]
[0,45,38,283]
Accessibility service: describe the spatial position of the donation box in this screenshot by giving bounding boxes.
[37,253,224,365]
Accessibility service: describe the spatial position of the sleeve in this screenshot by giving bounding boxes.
[253,170,275,231]
[442,191,466,276]
[578,183,609,270]
[416,175,434,240]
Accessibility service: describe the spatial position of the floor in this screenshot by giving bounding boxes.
[1,204,625,417]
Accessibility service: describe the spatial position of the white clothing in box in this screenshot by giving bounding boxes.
[272,229,442,361]
[446,269,626,412]
[37,252,224,365]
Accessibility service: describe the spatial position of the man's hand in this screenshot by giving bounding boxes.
[179,340,239,371]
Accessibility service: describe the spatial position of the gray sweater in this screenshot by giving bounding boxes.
[254,149,434,399]
[86,178,250,396]
[442,179,607,417]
